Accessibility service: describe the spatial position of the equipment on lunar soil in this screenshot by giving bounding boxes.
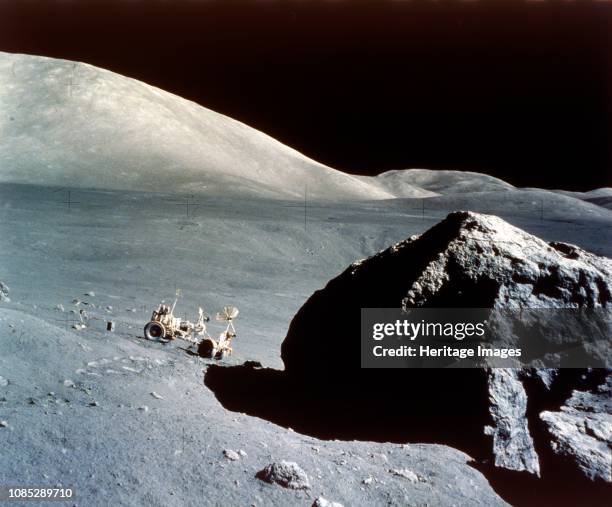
[197,306,239,360]
[144,299,238,360]
[144,298,209,343]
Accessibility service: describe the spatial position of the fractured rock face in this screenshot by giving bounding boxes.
[281,211,611,480]
[399,213,610,310]
[540,376,612,482]
[485,369,540,476]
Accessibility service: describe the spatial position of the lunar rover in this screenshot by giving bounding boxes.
[143,298,238,360]
[197,306,239,360]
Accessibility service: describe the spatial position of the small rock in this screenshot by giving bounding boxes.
[84,291,95,297]
[312,497,344,507]
[256,461,310,490]
[390,468,419,483]
[138,405,149,413]
[88,401,99,407]
[0,375,8,387]
[362,476,374,485]
[0,281,10,302]
[55,304,65,312]
[0,420,8,428]
[223,449,240,461]
[150,391,164,400]
[238,449,248,458]
[63,379,75,388]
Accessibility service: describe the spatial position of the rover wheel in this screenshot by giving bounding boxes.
[197,338,216,358]
[144,321,166,341]
[215,349,229,360]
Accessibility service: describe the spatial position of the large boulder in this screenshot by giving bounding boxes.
[281,212,611,483]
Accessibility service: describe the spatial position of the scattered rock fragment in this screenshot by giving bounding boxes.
[312,497,344,507]
[256,461,311,490]
[0,281,10,302]
[390,468,419,483]
[223,449,240,461]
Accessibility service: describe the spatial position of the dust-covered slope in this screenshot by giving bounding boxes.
[555,188,612,210]
[0,52,391,200]
[0,307,508,507]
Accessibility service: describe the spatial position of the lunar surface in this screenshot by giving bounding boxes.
[1,52,610,506]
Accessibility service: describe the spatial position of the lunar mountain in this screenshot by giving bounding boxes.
[0,51,392,199]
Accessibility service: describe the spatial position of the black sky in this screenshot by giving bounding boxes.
[1,0,610,190]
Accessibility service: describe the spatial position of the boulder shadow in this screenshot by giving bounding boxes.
[205,362,611,507]
[204,361,491,460]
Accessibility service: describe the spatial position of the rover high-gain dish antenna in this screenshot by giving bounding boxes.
[216,306,239,322]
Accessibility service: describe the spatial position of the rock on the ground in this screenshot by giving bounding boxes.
[223,449,240,461]
[389,468,420,482]
[281,211,611,480]
[256,461,311,490]
[0,281,10,302]
[312,497,344,507]
[540,375,612,482]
